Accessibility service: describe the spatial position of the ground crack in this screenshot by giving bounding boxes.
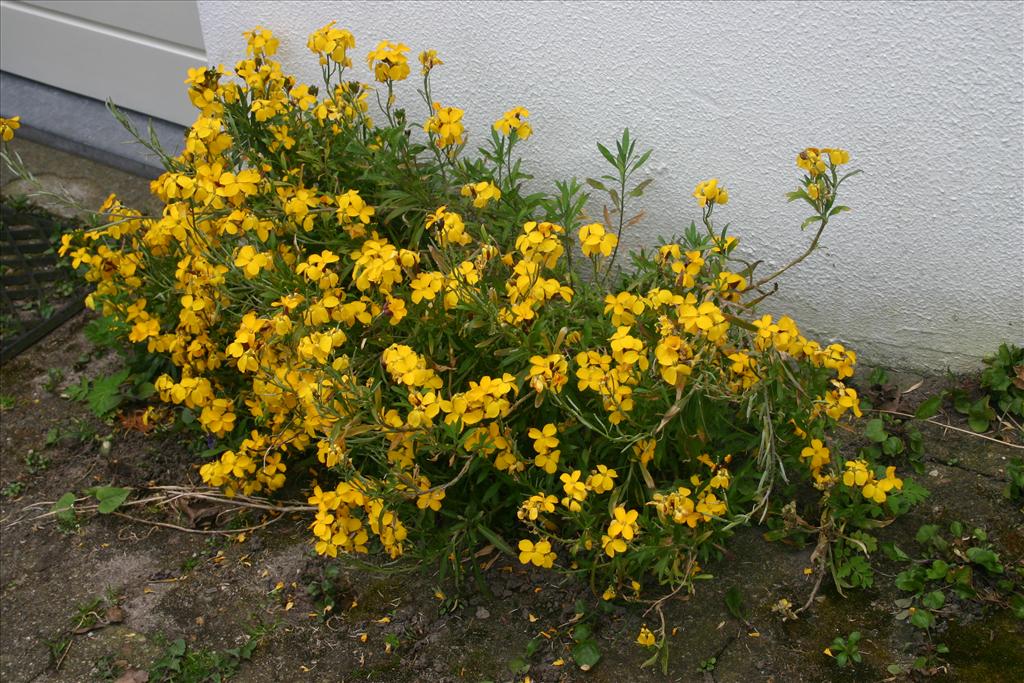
[923,454,1006,481]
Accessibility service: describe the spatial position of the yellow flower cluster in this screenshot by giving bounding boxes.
[841,460,903,503]
[425,103,465,148]
[796,147,850,176]
[54,23,882,584]
[693,178,728,207]
[307,21,355,67]
[366,40,410,82]
[579,223,618,258]
[494,106,532,140]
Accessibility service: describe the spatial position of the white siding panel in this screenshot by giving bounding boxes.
[23,0,205,50]
[0,0,207,125]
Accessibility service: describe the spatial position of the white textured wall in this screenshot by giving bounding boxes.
[197,0,1024,371]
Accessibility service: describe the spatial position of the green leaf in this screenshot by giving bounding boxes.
[572,623,592,642]
[628,178,653,197]
[800,215,822,230]
[475,525,515,557]
[134,381,156,400]
[966,547,1003,574]
[828,205,851,217]
[967,397,994,432]
[926,560,950,581]
[1010,594,1024,620]
[572,640,601,669]
[910,609,935,629]
[967,414,990,433]
[883,435,905,455]
[864,418,888,443]
[507,656,530,675]
[85,369,130,417]
[632,149,652,171]
[724,586,746,621]
[90,486,131,514]
[916,524,940,544]
[922,590,945,610]
[895,568,925,592]
[596,142,617,168]
[914,393,944,420]
[881,542,910,562]
[52,492,76,523]
[585,178,607,192]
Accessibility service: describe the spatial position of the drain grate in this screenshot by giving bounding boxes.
[1,203,90,362]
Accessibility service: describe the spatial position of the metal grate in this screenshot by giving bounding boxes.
[1,203,90,362]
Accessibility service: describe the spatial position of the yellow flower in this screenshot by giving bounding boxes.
[560,470,587,511]
[636,625,656,647]
[419,50,443,75]
[604,292,645,326]
[796,147,827,176]
[243,26,279,57]
[460,181,501,208]
[693,178,728,207]
[529,423,559,453]
[586,465,618,494]
[607,506,639,540]
[518,539,556,568]
[494,106,532,140]
[518,493,558,521]
[424,103,465,148]
[1,116,22,141]
[800,439,831,472]
[633,439,656,466]
[307,21,355,67]
[601,533,627,557]
[824,147,850,165]
[528,354,568,394]
[578,223,617,258]
[415,477,445,511]
[366,40,411,82]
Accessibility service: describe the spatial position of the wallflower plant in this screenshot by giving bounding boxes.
[2,23,925,646]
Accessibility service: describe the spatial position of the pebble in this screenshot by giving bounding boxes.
[475,606,490,620]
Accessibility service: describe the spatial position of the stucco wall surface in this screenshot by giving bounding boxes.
[197,0,1024,371]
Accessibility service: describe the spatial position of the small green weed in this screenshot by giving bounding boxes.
[23,449,49,475]
[65,369,154,418]
[827,630,862,668]
[887,521,1022,636]
[2,481,25,498]
[148,622,273,682]
[981,343,1024,420]
[305,563,345,618]
[45,417,100,448]
[43,367,64,393]
[1006,458,1024,502]
[698,656,717,672]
